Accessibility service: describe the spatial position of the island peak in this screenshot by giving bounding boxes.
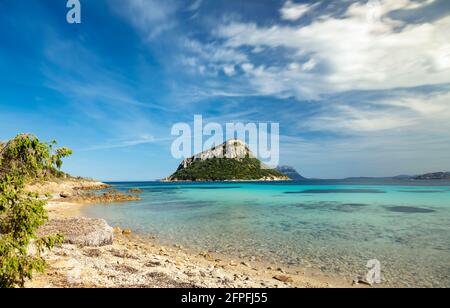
[166,140,289,182]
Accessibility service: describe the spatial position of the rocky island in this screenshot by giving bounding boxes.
[276,165,306,180]
[166,140,289,182]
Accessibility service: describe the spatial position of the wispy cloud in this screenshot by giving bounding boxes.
[81,135,172,151]
[109,0,178,39]
[4,0,449,179]
[41,35,172,151]
[215,0,450,98]
[280,1,319,21]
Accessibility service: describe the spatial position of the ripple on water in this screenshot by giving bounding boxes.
[86,182,450,288]
[181,186,242,190]
[150,200,214,211]
[145,188,180,193]
[385,206,436,214]
[292,202,370,213]
[398,190,445,193]
[285,189,386,194]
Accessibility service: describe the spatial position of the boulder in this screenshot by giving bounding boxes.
[39,217,114,247]
[122,229,132,236]
[59,192,72,198]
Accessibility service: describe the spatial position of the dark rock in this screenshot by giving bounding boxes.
[59,192,72,198]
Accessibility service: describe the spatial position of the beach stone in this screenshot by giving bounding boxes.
[273,275,293,283]
[39,217,114,247]
[122,229,132,236]
[59,192,72,198]
[273,275,293,282]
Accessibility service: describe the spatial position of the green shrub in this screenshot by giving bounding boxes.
[170,157,286,181]
[0,134,71,288]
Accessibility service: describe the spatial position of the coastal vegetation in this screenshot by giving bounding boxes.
[415,172,450,180]
[167,140,289,182]
[168,157,288,182]
[0,134,71,288]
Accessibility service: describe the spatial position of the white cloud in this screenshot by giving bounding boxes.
[110,0,177,39]
[279,89,450,177]
[288,62,301,71]
[280,125,450,178]
[216,0,450,98]
[302,58,317,71]
[303,91,450,133]
[179,39,249,77]
[82,135,172,151]
[305,104,416,132]
[280,1,318,21]
[223,64,236,76]
[187,0,203,12]
[186,40,248,64]
[241,63,255,74]
[251,46,265,53]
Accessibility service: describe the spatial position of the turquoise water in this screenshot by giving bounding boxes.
[82,180,450,287]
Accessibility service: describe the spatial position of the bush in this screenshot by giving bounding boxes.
[0,134,71,288]
[169,157,286,181]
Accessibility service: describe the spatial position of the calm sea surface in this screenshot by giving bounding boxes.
[82,180,450,287]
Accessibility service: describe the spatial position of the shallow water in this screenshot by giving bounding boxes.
[82,180,450,287]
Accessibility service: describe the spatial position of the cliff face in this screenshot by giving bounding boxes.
[177,139,253,170]
[167,140,289,182]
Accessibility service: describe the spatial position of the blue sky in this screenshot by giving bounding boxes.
[1,0,450,181]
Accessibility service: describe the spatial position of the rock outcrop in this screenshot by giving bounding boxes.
[177,139,254,170]
[39,217,114,247]
[60,189,141,204]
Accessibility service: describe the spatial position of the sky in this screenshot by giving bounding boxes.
[0,0,449,181]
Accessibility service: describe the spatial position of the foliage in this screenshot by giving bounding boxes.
[0,134,70,288]
[170,157,287,181]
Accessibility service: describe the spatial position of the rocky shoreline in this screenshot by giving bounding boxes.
[26,179,355,288]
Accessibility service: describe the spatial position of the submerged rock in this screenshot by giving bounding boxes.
[39,217,114,247]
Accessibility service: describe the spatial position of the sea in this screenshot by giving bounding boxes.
[81,180,450,288]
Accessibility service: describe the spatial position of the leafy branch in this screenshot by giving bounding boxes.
[0,134,71,288]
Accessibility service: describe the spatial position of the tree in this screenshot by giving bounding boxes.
[0,134,72,288]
